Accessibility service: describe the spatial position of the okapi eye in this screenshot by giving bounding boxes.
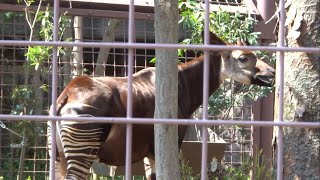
[238,54,248,63]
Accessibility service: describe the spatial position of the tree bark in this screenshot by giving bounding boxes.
[61,16,72,84]
[274,0,320,179]
[72,16,83,77]
[94,19,120,76]
[154,0,180,179]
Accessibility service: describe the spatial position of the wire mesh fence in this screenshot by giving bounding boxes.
[0,8,259,179]
[0,0,319,180]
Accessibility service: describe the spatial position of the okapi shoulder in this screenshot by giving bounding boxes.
[133,67,155,77]
[132,67,156,83]
[178,55,204,70]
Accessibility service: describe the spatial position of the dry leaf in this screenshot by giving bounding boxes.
[292,12,304,31]
[285,4,296,26]
[287,30,301,40]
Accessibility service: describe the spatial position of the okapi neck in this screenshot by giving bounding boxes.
[178,54,221,118]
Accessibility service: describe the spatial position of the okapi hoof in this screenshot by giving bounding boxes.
[146,173,156,180]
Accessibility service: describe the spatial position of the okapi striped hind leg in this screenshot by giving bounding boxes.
[47,120,67,179]
[59,114,108,180]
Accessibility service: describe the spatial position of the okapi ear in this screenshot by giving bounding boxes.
[237,38,248,46]
[202,31,226,45]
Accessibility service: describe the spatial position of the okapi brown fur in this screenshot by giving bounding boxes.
[49,32,275,180]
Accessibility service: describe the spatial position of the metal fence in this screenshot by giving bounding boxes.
[0,0,319,180]
[0,2,257,179]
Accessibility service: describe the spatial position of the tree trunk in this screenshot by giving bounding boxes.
[32,69,43,115]
[274,0,320,179]
[154,0,180,179]
[61,16,72,85]
[94,19,120,76]
[72,16,83,77]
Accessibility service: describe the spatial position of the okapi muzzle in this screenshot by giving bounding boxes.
[252,62,276,87]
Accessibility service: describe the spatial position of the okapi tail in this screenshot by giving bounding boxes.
[48,92,69,178]
[49,93,68,116]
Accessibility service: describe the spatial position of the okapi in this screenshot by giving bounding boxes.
[48,32,275,180]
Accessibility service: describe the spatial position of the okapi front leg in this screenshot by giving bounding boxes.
[60,120,107,180]
[144,157,156,180]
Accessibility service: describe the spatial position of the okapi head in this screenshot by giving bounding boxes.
[207,32,275,87]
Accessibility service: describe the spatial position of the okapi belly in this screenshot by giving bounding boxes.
[97,124,154,166]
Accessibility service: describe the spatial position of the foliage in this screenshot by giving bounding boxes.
[210,11,261,44]
[0,1,70,180]
[252,149,275,180]
[208,82,273,117]
[179,0,260,45]
[11,85,34,115]
[89,175,145,180]
[223,149,274,180]
[180,148,274,180]
[178,0,274,118]
[179,0,204,46]
[8,0,69,144]
[177,2,276,178]
[24,4,69,72]
[179,151,200,180]
[9,1,71,116]
[11,2,70,116]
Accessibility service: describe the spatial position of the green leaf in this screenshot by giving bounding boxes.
[181,38,191,44]
[210,158,218,172]
[34,63,39,71]
[150,57,156,64]
[178,49,185,57]
[40,84,49,92]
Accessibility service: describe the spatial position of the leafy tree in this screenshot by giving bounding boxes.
[1,1,71,179]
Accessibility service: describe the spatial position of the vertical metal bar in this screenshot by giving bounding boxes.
[201,0,210,179]
[125,0,135,179]
[49,0,60,179]
[277,0,285,179]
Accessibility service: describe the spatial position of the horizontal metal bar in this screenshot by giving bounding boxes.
[0,40,319,53]
[0,1,257,15]
[0,115,319,128]
[0,3,154,20]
